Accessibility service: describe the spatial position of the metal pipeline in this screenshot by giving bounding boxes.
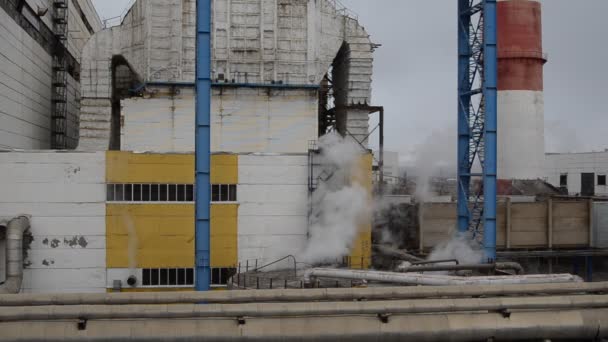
[1,308,607,341]
[1,282,607,307]
[304,268,582,286]
[399,262,524,274]
[0,216,30,294]
[0,294,607,322]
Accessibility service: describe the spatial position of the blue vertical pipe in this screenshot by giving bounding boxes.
[483,0,498,262]
[195,0,211,291]
[457,0,471,233]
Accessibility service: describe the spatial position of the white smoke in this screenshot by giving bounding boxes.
[298,133,371,264]
[427,232,483,265]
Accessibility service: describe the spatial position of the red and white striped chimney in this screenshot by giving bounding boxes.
[497,0,547,180]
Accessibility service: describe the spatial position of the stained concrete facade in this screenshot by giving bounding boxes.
[0,0,102,150]
[0,151,107,293]
[78,0,375,152]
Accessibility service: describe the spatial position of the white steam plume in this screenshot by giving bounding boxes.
[298,132,371,264]
[427,232,483,265]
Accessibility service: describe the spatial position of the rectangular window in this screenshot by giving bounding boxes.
[210,268,236,286]
[106,184,195,203]
[599,175,607,186]
[560,174,568,187]
[133,184,142,201]
[142,268,195,287]
[211,184,238,203]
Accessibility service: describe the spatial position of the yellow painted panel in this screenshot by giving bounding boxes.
[211,204,238,268]
[211,155,238,184]
[106,204,195,268]
[349,153,373,269]
[106,151,194,183]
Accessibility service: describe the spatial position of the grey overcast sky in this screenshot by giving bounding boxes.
[92,0,608,165]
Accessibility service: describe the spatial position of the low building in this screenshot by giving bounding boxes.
[545,151,608,197]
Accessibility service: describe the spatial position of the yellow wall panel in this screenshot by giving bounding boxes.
[105,153,238,270]
[106,204,195,268]
[211,204,238,267]
[106,151,194,183]
[211,155,238,184]
[348,153,373,269]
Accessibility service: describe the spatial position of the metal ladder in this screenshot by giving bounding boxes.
[51,0,69,149]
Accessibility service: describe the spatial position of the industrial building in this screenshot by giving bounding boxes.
[545,151,608,197]
[1,0,608,340]
[1,0,375,293]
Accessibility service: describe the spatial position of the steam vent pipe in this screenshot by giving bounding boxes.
[497,0,547,180]
[0,216,30,294]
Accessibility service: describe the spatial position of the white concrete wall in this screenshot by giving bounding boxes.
[122,87,318,154]
[79,0,374,151]
[0,8,53,149]
[498,90,545,180]
[0,1,101,150]
[237,155,309,265]
[545,151,608,196]
[0,152,106,293]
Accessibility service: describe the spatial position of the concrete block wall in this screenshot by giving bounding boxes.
[237,154,309,265]
[0,8,53,149]
[0,151,107,293]
[122,86,318,154]
[1,0,101,150]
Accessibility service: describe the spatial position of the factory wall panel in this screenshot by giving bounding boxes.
[106,151,195,184]
[211,205,238,268]
[238,155,309,264]
[122,91,196,153]
[0,1,100,149]
[0,152,106,293]
[0,9,52,149]
[348,153,373,269]
[106,204,195,269]
[121,88,318,154]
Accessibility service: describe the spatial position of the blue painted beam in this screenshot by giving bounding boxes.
[195,0,211,291]
[483,0,498,262]
[457,0,471,234]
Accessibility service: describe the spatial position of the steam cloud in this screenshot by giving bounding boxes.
[298,133,371,264]
[427,232,483,265]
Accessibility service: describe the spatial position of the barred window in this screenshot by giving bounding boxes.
[142,268,194,287]
[211,184,237,202]
[107,184,194,202]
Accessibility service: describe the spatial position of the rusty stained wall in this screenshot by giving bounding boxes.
[420,199,592,251]
[0,152,106,293]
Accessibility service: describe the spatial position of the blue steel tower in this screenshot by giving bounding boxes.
[457,0,498,262]
[195,0,212,291]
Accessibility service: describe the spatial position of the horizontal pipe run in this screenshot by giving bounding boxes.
[2,308,608,342]
[1,309,607,342]
[1,282,607,307]
[1,295,608,322]
[400,264,495,273]
[304,268,581,286]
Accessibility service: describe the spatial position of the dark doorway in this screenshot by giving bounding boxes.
[581,173,595,197]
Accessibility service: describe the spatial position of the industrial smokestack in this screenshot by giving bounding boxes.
[497,0,547,181]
